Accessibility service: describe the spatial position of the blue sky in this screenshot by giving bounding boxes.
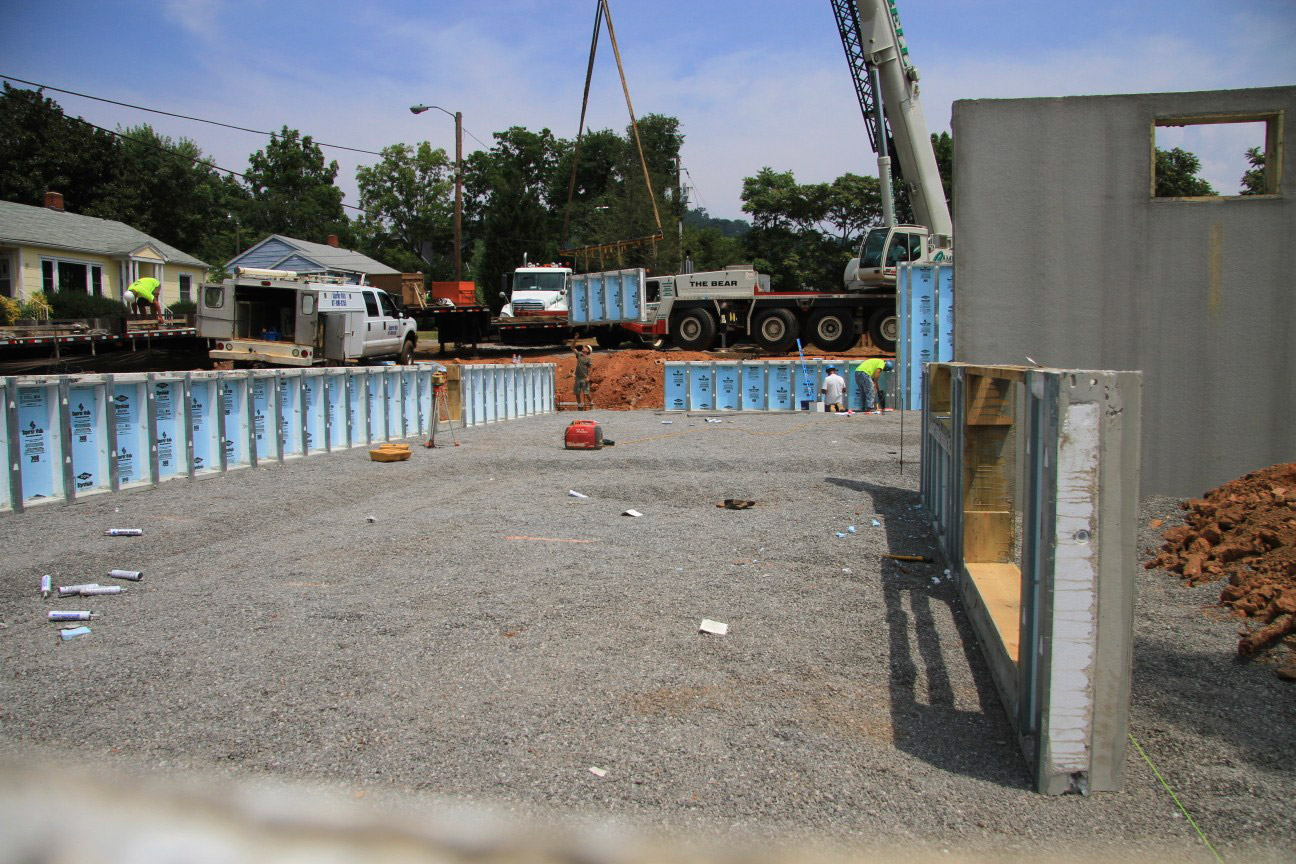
[3,0,1293,221]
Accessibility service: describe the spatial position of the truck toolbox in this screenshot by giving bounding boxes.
[431,281,478,306]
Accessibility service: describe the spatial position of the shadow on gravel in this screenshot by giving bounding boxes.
[1133,637,1296,772]
[829,476,1029,789]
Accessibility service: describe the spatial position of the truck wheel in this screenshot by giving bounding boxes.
[672,309,717,351]
[753,308,798,353]
[807,308,858,352]
[595,329,625,349]
[399,337,416,365]
[868,309,898,353]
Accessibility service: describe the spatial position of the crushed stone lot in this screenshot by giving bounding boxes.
[1,409,1292,861]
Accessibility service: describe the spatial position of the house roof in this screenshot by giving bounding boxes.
[0,199,209,268]
[233,234,399,275]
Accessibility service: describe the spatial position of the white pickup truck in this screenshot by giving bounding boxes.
[199,268,418,367]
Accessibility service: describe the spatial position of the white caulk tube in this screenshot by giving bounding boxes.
[59,626,92,641]
[40,574,51,598]
[49,611,98,621]
[59,583,101,597]
[108,569,142,581]
[79,586,123,596]
[104,529,143,536]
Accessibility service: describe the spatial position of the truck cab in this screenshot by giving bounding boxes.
[843,225,951,291]
[498,265,572,318]
[199,268,417,366]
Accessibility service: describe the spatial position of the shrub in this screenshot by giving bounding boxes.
[47,291,128,321]
[167,299,197,315]
[0,296,20,326]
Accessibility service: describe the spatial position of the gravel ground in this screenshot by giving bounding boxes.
[0,409,1291,861]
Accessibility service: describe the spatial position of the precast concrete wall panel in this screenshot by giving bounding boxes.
[952,86,1296,496]
[0,364,555,513]
[570,268,644,325]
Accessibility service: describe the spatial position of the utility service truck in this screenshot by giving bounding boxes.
[198,268,418,366]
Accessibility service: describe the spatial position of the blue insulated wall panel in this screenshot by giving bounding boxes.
[251,375,277,461]
[664,364,687,411]
[400,370,418,439]
[688,363,714,410]
[381,371,402,439]
[622,270,642,321]
[588,275,605,323]
[936,264,954,363]
[189,378,219,475]
[302,373,326,454]
[68,382,108,496]
[494,368,508,421]
[153,378,183,480]
[569,278,590,324]
[347,372,367,446]
[111,380,149,487]
[15,383,60,502]
[770,363,796,411]
[365,373,386,442]
[325,373,348,449]
[741,363,766,410]
[603,273,623,322]
[278,375,303,457]
[715,364,740,411]
[220,378,250,469]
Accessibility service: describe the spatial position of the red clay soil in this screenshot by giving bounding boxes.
[449,345,887,412]
[1145,463,1296,658]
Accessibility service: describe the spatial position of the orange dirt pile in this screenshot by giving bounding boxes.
[1145,463,1296,657]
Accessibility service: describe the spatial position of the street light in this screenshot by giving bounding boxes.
[410,103,463,282]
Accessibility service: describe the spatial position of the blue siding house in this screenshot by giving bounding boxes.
[229,234,398,284]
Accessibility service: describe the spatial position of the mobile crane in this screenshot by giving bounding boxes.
[833,0,953,347]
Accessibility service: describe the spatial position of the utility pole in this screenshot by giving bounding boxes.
[453,110,463,282]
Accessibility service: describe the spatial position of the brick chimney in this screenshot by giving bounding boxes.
[44,191,65,212]
[326,234,339,247]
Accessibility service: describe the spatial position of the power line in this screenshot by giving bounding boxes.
[69,115,375,216]
[1,73,495,156]
[682,166,709,212]
[1,73,387,156]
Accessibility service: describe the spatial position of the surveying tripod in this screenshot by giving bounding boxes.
[424,371,459,448]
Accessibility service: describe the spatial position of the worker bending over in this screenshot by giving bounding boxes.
[854,358,893,414]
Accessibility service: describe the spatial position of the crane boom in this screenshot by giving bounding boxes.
[853,0,952,241]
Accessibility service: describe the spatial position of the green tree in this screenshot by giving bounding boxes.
[824,173,882,248]
[88,124,244,265]
[354,142,455,277]
[464,126,565,311]
[243,127,347,243]
[1155,147,1217,197]
[1241,146,1266,195]
[0,84,121,211]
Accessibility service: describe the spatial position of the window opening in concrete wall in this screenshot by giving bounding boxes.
[1153,113,1281,197]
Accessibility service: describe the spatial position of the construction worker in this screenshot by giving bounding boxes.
[571,340,594,410]
[854,358,893,413]
[125,277,162,322]
[821,365,847,412]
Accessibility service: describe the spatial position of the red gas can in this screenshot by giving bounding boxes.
[564,419,604,450]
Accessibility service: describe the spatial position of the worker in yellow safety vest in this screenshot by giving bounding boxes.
[853,358,893,414]
[124,277,162,321]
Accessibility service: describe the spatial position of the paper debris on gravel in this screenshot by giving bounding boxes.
[622,509,643,517]
[699,619,728,635]
[568,490,589,499]
[588,766,607,778]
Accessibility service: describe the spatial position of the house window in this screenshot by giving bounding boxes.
[0,256,11,298]
[178,274,193,303]
[40,257,104,294]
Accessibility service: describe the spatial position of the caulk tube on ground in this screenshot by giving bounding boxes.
[49,611,98,621]
[59,583,101,597]
[104,529,143,536]
[79,586,123,596]
[59,626,91,641]
[40,575,51,598]
[108,569,143,581]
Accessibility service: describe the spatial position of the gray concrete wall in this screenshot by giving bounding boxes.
[952,87,1295,498]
